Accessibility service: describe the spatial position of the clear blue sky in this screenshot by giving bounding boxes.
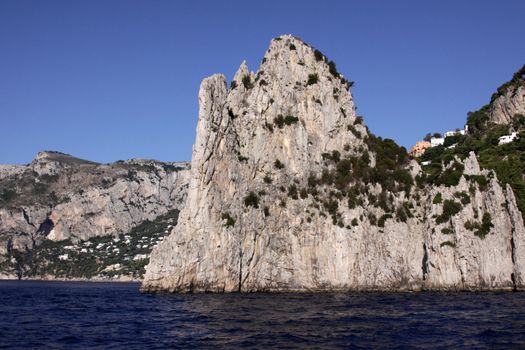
[1,0,524,164]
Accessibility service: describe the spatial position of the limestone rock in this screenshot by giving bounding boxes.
[142,35,525,292]
[0,151,190,258]
[489,85,525,125]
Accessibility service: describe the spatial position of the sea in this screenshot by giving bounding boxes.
[0,281,524,349]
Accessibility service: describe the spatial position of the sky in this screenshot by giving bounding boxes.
[1,0,524,164]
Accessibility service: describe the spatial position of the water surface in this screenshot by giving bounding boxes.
[1,281,524,349]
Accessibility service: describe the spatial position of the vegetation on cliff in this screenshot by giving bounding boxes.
[419,64,525,216]
[0,210,179,280]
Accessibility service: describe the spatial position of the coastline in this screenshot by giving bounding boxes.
[0,275,141,283]
[0,277,521,292]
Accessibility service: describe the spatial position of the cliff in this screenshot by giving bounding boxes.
[142,35,525,292]
[487,65,525,125]
[0,151,190,278]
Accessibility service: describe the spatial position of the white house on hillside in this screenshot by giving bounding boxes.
[444,125,468,138]
[498,132,518,145]
[430,137,444,147]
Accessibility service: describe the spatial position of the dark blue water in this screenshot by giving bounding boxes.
[1,281,525,349]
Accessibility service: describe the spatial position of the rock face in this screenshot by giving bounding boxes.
[0,151,190,257]
[488,80,525,124]
[142,36,525,292]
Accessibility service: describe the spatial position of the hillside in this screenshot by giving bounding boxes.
[420,64,525,217]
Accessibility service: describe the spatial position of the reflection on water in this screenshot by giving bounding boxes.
[0,281,524,349]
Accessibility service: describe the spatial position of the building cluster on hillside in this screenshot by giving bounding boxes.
[408,125,468,157]
[409,124,519,158]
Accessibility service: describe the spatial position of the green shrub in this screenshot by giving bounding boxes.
[263,175,272,184]
[274,159,285,169]
[264,206,270,217]
[307,174,319,188]
[274,114,300,127]
[443,134,463,147]
[347,125,361,139]
[369,213,377,226]
[331,150,341,163]
[440,241,456,248]
[284,115,299,125]
[314,49,325,62]
[244,191,259,208]
[351,218,358,226]
[436,200,462,224]
[437,162,464,187]
[378,214,393,227]
[307,73,319,86]
[321,150,341,163]
[466,105,491,137]
[433,193,443,204]
[288,185,298,199]
[289,44,296,50]
[327,60,338,78]
[274,115,285,128]
[475,213,494,239]
[441,228,453,235]
[347,195,358,209]
[396,204,410,222]
[469,175,488,191]
[230,80,237,90]
[323,199,340,225]
[242,75,253,89]
[221,212,235,228]
[454,191,470,205]
[300,188,308,199]
[464,220,478,231]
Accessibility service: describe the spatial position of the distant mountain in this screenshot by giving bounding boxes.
[0,151,190,280]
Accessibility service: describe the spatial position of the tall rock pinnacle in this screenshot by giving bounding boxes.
[142,35,525,293]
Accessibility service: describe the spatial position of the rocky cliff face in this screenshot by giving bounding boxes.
[142,35,525,292]
[487,66,525,125]
[0,151,190,260]
[489,86,525,125]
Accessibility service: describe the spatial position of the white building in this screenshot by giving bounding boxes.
[444,130,466,137]
[498,132,518,145]
[430,137,444,147]
[444,125,467,138]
